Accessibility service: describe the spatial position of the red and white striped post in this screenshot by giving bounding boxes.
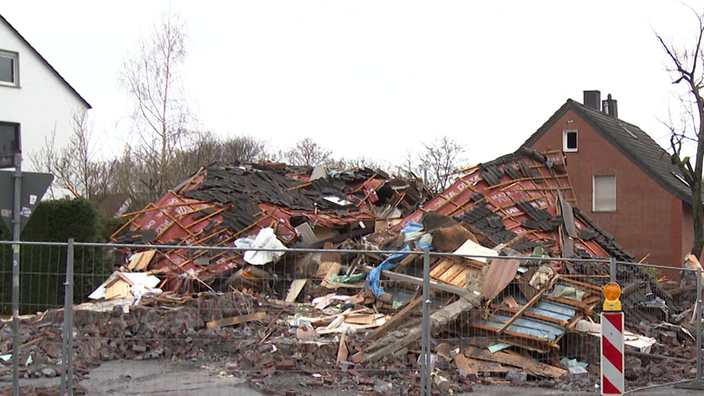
[601,281,624,395]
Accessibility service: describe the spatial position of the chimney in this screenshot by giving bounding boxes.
[602,94,618,118]
[583,90,601,110]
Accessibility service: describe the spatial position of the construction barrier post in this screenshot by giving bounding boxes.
[601,311,624,395]
[602,281,624,395]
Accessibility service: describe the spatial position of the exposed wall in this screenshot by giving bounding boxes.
[528,109,684,268]
[0,21,88,170]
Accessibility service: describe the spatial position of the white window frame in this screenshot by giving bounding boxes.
[563,130,578,152]
[0,50,19,87]
[593,174,616,212]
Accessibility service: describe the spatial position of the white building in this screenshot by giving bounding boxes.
[0,13,91,170]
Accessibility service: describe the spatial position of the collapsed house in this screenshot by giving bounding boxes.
[110,162,431,294]
[100,149,690,382]
[1,150,697,394]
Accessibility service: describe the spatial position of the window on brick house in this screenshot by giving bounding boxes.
[563,130,578,152]
[593,175,616,212]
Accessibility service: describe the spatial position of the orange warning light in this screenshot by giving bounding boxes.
[603,282,622,311]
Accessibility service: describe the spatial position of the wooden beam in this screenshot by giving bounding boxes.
[463,346,566,378]
[497,275,559,334]
[284,279,307,303]
[364,265,472,298]
[206,311,267,329]
[353,296,480,363]
[368,295,422,340]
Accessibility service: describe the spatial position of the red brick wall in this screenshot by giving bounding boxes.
[528,109,684,268]
[683,203,695,260]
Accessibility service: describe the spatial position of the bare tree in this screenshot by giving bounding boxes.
[30,110,113,200]
[281,138,333,166]
[396,149,419,179]
[418,136,467,193]
[120,10,193,204]
[657,7,704,258]
[332,155,391,172]
[70,111,95,198]
[220,135,270,164]
[171,132,271,177]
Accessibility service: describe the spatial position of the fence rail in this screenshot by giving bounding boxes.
[1,240,702,395]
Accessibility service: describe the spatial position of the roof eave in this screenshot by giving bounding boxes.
[0,14,92,109]
[520,99,573,148]
[567,103,693,205]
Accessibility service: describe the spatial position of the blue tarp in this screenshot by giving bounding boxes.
[366,222,431,297]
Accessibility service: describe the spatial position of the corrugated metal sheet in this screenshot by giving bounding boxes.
[473,313,565,341]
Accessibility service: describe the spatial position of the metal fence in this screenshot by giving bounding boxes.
[1,240,702,395]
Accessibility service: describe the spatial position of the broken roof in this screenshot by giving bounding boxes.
[112,162,431,293]
[400,147,635,261]
[522,98,692,204]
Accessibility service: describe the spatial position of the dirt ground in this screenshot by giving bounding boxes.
[4,359,704,395]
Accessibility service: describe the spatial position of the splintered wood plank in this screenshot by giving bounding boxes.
[285,279,307,303]
[453,353,478,377]
[473,359,510,373]
[128,250,157,271]
[336,332,349,364]
[560,277,606,293]
[462,346,566,378]
[369,296,422,340]
[467,323,556,353]
[344,314,382,325]
[503,295,519,308]
[543,294,598,308]
[206,311,267,329]
[443,267,467,288]
[430,260,453,279]
[439,263,466,284]
[435,342,454,360]
[447,268,473,288]
[479,258,521,301]
[354,296,479,363]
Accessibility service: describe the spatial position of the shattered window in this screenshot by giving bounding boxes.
[593,175,616,212]
[563,130,578,152]
[0,51,18,86]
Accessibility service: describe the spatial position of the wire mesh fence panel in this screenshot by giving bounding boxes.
[0,242,71,316]
[0,241,72,396]
[3,241,704,395]
[425,252,614,392]
[617,261,701,392]
[63,244,428,395]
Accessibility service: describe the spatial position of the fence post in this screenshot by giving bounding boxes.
[420,248,431,396]
[11,152,22,396]
[610,257,616,282]
[697,267,702,381]
[61,238,75,396]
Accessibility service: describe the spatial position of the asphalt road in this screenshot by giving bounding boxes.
[5,360,704,395]
[79,360,262,396]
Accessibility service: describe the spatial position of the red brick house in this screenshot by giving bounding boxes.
[522,90,694,269]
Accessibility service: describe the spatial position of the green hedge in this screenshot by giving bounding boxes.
[0,199,124,315]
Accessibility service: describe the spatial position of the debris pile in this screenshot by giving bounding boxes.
[111,162,431,294]
[2,149,701,394]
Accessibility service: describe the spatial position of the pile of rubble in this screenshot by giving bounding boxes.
[2,149,702,395]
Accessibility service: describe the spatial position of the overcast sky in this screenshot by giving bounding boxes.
[1,1,702,169]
